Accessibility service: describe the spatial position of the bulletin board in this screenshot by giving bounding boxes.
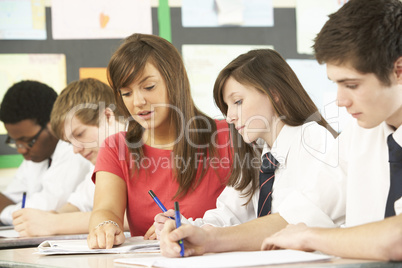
[0,4,343,168]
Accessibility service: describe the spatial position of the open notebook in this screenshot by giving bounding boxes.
[37,236,159,255]
[114,250,331,268]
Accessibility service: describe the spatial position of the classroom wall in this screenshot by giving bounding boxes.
[1,1,344,174]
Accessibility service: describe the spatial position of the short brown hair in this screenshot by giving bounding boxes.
[314,0,402,86]
[51,78,118,140]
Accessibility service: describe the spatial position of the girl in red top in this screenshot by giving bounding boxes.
[87,33,232,249]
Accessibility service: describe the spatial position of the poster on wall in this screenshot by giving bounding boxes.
[296,0,348,55]
[182,0,274,27]
[51,0,152,39]
[0,0,46,40]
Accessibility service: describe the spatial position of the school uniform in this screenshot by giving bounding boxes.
[0,141,93,225]
[278,120,402,229]
[187,122,342,228]
[66,167,95,212]
[332,120,400,226]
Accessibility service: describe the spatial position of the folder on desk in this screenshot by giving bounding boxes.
[37,236,160,255]
[0,233,88,249]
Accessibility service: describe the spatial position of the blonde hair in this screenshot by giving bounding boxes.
[51,78,118,140]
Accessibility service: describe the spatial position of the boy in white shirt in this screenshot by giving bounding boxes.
[160,0,402,260]
[261,0,402,261]
[0,80,92,226]
[11,78,127,236]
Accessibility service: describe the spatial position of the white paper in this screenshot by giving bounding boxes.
[182,44,273,119]
[115,250,331,267]
[182,0,273,27]
[37,236,160,255]
[0,0,47,40]
[51,0,152,40]
[296,0,347,55]
[216,0,244,26]
[0,228,19,238]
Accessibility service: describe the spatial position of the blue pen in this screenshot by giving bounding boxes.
[21,192,26,209]
[174,201,185,257]
[148,190,174,219]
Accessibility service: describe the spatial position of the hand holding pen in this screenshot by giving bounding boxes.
[21,192,26,209]
[174,202,185,257]
[148,190,174,220]
[148,190,176,239]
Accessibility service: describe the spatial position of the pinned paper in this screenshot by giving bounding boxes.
[182,0,273,27]
[51,0,152,39]
[216,0,244,26]
[0,0,46,40]
[296,0,347,54]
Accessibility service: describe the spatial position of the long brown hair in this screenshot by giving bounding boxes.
[214,49,338,203]
[108,33,219,198]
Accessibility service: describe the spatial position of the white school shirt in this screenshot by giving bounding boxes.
[187,122,343,228]
[283,120,402,228]
[66,166,95,212]
[333,121,401,226]
[0,141,93,225]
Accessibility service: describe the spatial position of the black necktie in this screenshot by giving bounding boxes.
[258,152,279,217]
[385,134,402,217]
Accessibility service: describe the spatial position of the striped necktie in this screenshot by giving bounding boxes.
[258,152,279,217]
[385,134,402,217]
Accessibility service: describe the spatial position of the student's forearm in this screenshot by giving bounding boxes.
[57,203,80,213]
[0,193,15,213]
[89,209,124,231]
[206,213,288,253]
[304,215,402,261]
[51,212,92,235]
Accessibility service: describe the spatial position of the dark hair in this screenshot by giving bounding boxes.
[314,0,402,86]
[214,49,337,203]
[0,80,58,127]
[108,33,221,198]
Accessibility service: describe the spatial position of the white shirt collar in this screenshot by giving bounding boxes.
[261,124,302,168]
[381,121,402,147]
[390,123,402,147]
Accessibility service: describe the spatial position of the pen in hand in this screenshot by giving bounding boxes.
[174,201,185,257]
[21,192,26,209]
[148,190,174,219]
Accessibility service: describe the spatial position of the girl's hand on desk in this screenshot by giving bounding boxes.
[154,209,175,239]
[144,224,157,240]
[87,221,125,249]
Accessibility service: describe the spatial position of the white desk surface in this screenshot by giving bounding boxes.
[0,247,391,268]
